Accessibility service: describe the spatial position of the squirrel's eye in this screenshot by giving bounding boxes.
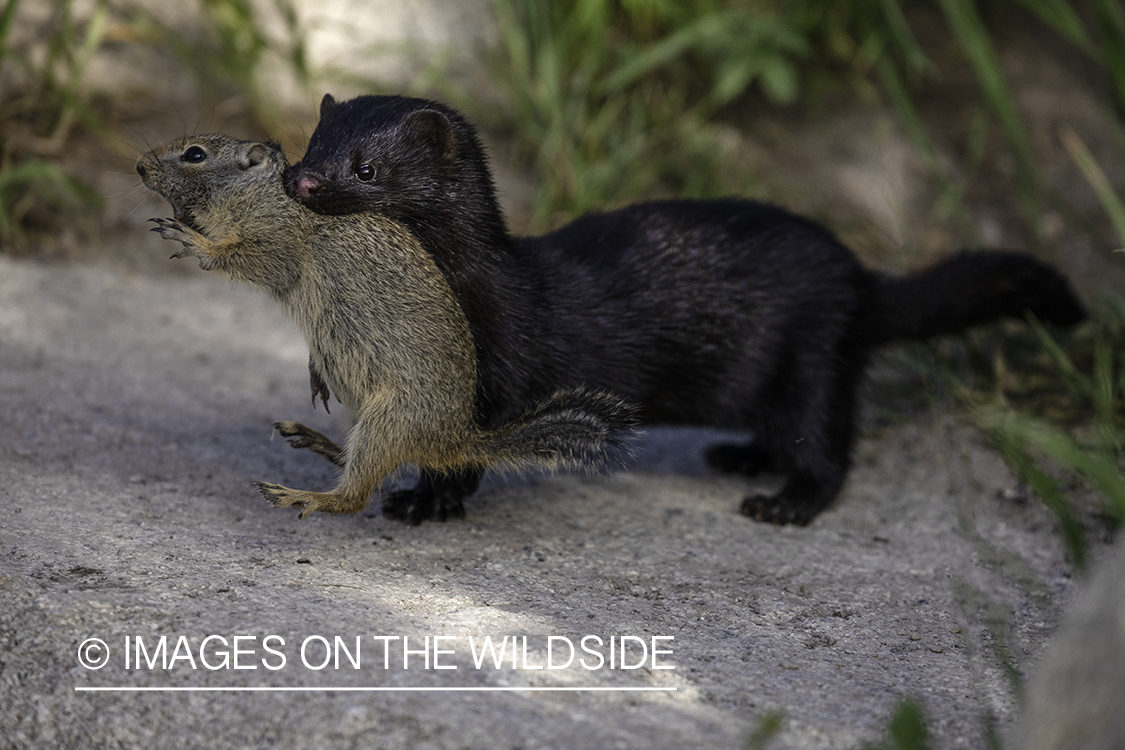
[356,164,376,182]
[182,146,206,163]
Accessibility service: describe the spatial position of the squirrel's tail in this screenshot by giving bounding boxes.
[469,388,639,473]
[862,250,1086,347]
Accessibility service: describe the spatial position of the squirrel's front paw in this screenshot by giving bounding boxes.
[149,217,203,260]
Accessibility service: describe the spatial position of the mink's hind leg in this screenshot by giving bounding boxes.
[739,421,852,525]
[383,469,482,525]
[738,341,863,526]
[705,442,775,475]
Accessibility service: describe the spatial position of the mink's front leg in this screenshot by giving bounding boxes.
[383,469,481,525]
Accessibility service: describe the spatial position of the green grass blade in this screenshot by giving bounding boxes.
[937,0,1040,221]
[978,410,1089,570]
[1061,125,1125,250]
[981,405,1125,522]
[877,0,929,75]
[0,0,21,74]
[1027,314,1093,394]
[1093,0,1125,112]
[876,56,976,241]
[1012,0,1095,54]
[860,699,932,750]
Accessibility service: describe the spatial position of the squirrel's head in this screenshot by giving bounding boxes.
[137,136,286,231]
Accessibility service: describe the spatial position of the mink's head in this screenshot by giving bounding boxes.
[285,94,500,226]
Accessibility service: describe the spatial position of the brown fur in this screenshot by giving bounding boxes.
[136,135,635,519]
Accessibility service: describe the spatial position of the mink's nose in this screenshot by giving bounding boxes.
[296,175,322,198]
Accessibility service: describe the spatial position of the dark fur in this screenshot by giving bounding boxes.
[285,94,1086,526]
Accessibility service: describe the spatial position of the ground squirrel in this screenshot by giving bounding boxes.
[136,134,636,520]
[282,93,1087,526]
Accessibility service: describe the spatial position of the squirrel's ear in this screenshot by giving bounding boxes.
[319,93,337,119]
[239,143,270,170]
[403,109,456,162]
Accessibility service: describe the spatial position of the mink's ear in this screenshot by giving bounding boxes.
[319,94,337,119]
[403,109,457,162]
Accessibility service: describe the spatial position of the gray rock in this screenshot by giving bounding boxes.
[0,253,1085,748]
[1011,543,1125,750]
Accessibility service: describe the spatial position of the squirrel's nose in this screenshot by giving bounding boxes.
[136,163,146,178]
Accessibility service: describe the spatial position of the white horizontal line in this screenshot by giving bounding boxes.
[75,686,677,693]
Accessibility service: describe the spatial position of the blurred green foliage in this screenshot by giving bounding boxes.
[479,0,1125,237]
[0,0,106,246]
[0,0,309,247]
[861,700,932,750]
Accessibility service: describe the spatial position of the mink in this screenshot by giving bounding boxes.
[283,93,1086,525]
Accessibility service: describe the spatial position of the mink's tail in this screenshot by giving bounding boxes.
[470,388,640,474]
[862,250,1086,347]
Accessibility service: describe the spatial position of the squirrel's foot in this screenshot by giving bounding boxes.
[256,482,365,520]
[273,421,345,468]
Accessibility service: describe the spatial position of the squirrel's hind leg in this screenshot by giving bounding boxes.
[255,482,367,519]
[274,421,345,467]
[261,397,404,519]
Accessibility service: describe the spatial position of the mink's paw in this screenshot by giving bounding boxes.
[382,488,436,526]
[382,484,466,525]
[435,491,466,522]
[739,493,815,526]
[149,217,201,258]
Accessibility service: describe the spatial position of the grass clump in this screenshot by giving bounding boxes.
[0,0,106,248]
[477,0,1125,240]
[862,700,932,750]
[0,0,312,249]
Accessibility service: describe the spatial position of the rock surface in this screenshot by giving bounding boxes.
[0,253,1093,748]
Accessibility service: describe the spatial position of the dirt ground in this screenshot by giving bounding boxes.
[0,236,1111,749]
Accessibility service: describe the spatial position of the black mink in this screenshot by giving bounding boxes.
[283,93,1086,526]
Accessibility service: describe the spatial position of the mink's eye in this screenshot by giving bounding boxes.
[182,146,206,163]
[356,164,376,182]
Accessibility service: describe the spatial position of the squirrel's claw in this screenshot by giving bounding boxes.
[149,217,200,258]
[256,481,312,519]
[272,421,346,468]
